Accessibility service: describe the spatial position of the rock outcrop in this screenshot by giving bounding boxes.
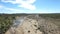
[5,15,42,34]
[5,15,60,34]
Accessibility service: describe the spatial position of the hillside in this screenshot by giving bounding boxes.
[0,14,60,34]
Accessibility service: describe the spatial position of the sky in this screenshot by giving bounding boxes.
[0,0,60,14]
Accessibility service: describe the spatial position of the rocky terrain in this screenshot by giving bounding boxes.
[5,15,60,34]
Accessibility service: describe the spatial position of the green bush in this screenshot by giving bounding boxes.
[0,16,15,34]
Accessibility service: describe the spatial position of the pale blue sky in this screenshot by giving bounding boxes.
[0,0,60,14]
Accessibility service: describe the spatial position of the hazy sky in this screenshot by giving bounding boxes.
[0,0,60,14]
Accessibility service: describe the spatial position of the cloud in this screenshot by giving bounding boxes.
[1,0,36,10]
[0,8,23,13]
[0,5,36,13]
[0,5,28,14]
[0,5,37,14]
[19,3,36,10]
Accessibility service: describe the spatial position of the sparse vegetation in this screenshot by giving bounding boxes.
[39,14,60,19]
[0,15,15,34]
[0,14,60,34]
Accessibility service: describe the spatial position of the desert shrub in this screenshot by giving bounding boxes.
[0,16,15,34]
